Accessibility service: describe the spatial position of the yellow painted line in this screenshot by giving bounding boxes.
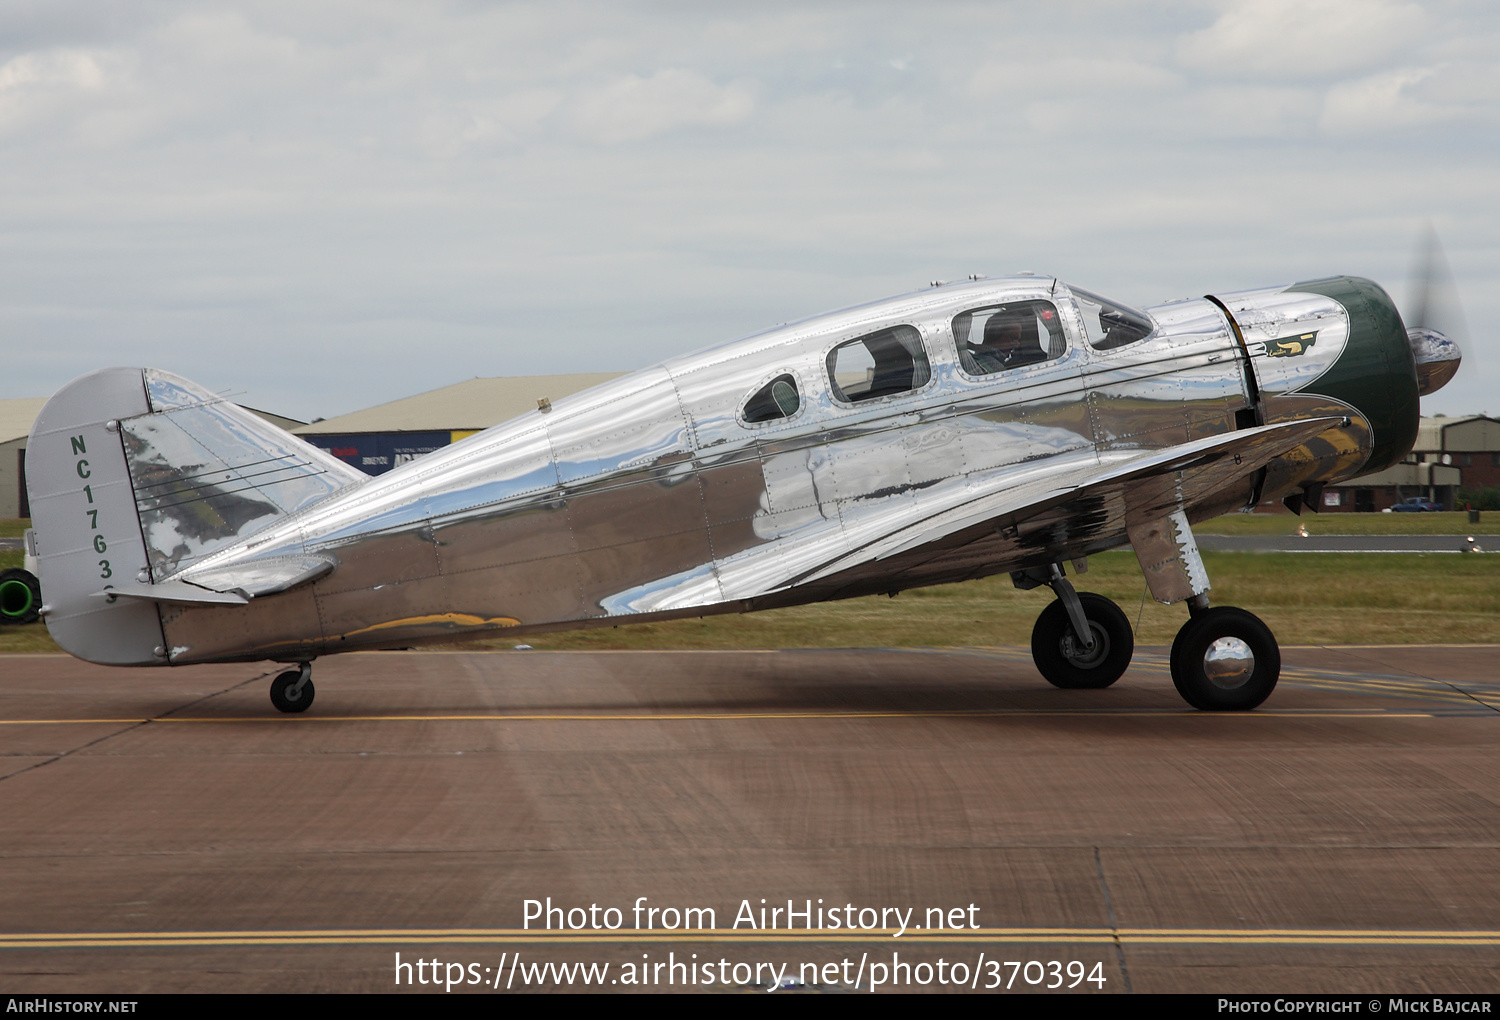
[4,927,1499,950]
[1288,687,1483,706]
[12,925,1499,939]
[0,710,1441,726]
[1281,677,1497,706]
[1281,671,1468,691]
[0,719,150,725]
[1284,644,1500,649]
[1282,677,1471,696]
[1119,927,1500,937]
[154,711,1437,722]
[1322,681,1498,701]
[947,647,1500,687]
[0,936,1123,950]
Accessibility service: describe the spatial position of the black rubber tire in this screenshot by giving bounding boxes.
[1169,606,1280,711]
[270,670,315,714]
[1031,592,1135,689]
[0,568,41,626]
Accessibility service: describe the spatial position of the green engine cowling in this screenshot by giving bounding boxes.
[1288,276,1420,475]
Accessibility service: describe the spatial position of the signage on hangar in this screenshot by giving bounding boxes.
[309,431,479,476]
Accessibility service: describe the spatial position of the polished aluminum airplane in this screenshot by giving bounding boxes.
[26,273,1460,712]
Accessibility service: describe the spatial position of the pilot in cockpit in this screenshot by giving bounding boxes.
[968,307,1047,373]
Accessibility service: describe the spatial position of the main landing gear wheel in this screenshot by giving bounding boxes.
[0,569,41,625]
[270,669,315,714]
[1031,592,1134,689]
[1169,607,1280,711]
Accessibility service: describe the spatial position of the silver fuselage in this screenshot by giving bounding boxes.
[127,275,1379,664]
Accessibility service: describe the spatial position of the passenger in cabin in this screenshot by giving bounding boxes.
[968,307,1048,372]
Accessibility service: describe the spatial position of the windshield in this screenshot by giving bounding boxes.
[1067,286,1155,351]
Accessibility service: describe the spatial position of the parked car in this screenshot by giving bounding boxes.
[1391,496,1443,512]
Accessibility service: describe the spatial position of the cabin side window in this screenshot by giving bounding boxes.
[742,373,801,423]
[1069,286,1155,351]
[826,325,931,403]
[952,300,1066,376]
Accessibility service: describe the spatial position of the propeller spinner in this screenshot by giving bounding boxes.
[1406,226,1464,396]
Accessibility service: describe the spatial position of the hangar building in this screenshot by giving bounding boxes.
[1317,415,1500,512]
[293,373,624,475]
[0,398,50,519]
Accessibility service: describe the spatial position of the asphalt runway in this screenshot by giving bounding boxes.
[1,644,1497,994]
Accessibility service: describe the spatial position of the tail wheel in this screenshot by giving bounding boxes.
[270,670,315,714]
[0,569,41,625]
[1031,592,1135,689]
[1169,606,1280,711]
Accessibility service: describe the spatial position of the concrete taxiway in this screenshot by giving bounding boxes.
[0,645,1496,993]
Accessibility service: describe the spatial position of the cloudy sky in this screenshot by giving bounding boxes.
[2,0,1496,420]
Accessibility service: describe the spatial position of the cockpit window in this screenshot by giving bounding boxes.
[1069,286,1155,350]
[952,300,1066,376]
[743,373,801,423]
[827,325,931,403]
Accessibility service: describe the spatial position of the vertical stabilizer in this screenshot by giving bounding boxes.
[27,368,164,664]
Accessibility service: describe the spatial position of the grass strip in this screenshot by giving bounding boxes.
[4,538,1495,656]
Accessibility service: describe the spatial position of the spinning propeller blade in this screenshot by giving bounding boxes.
[1405,225,1465,397]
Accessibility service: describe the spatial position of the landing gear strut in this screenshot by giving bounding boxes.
[270,661,315,713]
[1019,564,1134,689]
[1125,508,1281,710]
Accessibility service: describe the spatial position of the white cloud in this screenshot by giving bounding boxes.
[0,49,110,133]
[1319,66,1448,134]
[0,2,1496,419]
[566,68,755,144]
[1176,0,1424,78]
[0,49,105,91]
[971,57,1180,99]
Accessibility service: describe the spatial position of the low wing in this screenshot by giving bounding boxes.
[610,416,1346,615]
[797,416,1346,586]
[107,414,1341,618]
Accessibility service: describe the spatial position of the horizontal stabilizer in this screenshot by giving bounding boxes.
[102,555,336,606]
[102,581,249,606]
[178,555,335,598]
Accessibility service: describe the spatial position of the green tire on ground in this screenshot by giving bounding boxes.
[0,569,42,625]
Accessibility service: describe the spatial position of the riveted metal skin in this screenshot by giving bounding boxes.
[26,273,1429,667]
